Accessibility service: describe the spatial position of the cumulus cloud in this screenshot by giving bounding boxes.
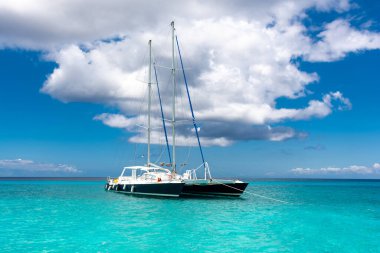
[94,113,306,146]
[0,0,352,50]
[0,159,81,174]
[291,163,380,175]
[1,0,378,146]
[305,19,380,62]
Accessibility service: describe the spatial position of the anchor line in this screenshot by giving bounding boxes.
[211,179,290,204]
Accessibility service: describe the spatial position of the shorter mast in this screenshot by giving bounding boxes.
[147,40,152,166]
[171,21,176,173]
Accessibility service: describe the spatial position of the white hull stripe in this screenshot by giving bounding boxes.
[181,192,241,197]
[114,190,180,197]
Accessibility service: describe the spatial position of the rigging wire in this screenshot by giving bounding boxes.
[133,84,149,164]
[153,62,172,164]
[175,35,206,168]
[179,145,193,173]
[153,136,165,164]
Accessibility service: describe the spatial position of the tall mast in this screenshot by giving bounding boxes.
[147,40,152,166]
[171,21,176,173]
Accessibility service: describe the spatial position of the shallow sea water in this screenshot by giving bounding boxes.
[1,179,380,252]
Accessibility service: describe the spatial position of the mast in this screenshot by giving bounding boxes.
[147,40,152,166]
[171,21,176,173]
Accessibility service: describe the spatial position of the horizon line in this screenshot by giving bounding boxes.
[1,177,380,181]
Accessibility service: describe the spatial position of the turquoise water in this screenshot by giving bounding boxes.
[1,179,380,252]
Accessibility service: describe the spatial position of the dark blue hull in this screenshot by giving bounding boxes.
[181,181,248,197]
[105,182,184,197]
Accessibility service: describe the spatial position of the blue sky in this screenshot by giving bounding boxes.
[0,0,379,178]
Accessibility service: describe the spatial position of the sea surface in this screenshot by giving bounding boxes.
[1,178,379,253]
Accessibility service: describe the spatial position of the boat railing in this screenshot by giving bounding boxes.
[184,162,212,180]
[107,176,124,184]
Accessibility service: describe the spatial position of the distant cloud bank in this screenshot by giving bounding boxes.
[0,159,81,176]
[291,163,380,176]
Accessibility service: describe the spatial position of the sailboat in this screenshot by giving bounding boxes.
[105,39,184,197]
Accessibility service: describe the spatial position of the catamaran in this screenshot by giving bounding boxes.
[106,21,248,198]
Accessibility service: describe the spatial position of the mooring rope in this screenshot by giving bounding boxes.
[212,179,290,204]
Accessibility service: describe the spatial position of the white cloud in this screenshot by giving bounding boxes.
[1,0,378,146]
[0,0,352,50]
[0,159,81,173]
[41,44,147,103]
[291,163,380,175]
[94,113,306,146]
[94,113,138,129]
[38,18,353,145]
[305,19,380,62]
[94,113,233,146]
